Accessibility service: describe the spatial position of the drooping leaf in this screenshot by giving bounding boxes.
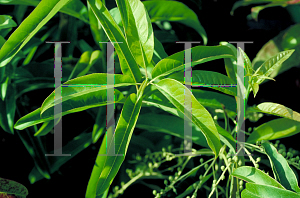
[247,118,300,143]
[262,142,300,193]
[86,92,144,197]
[232,166,285,189]
[0,177,28,197]
[40,74,135,118]
[14,74,134,130]
[219,41,237,83]
[168,70,237,96]
[152,78,222,156]
[116,0,154,69]
[87,0,142,83]
[143,0,207,45]
[151,45,236,81]
[0,0,74,67]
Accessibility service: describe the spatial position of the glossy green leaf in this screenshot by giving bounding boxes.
[168,70,237,96]
[240,188,260,198]
[247,118,300,143]
[68,51,93,80]
[252,24,300,79]
[152,78,222,156]
[116,0,154,69]
[262,142,300,193]
[0,0,89,23]
[87,0,142,83]
[0,15,17,30]
[256,102,300,122]
[86,93,144,197]
[232,166,285,189]
[0,177,28,197]
[14,74,134,130]
[255,50,294,84]
[1,76,9,100]
[0,0,73,67]
[151,45,235,81]
[219,41,237,83]
[136,113,210,148]
[40,73,135,118]
[28,131,92,184]
[143,0,207,45]
[244,183,300,197]
[152,36,168,65]
[239,47,253,76]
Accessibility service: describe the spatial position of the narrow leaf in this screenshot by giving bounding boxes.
[247,118,300,143]
[86,93,143,197]
[244,183,300,197]
[0,0,73,67]
[232,166,285,189]
[116,0,154,69]
[256,102,300,122]
[152,78,222,156]
[262,142,300,193]
[151,45,235,81]
[87,0,142,83]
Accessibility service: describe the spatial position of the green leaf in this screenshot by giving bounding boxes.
[28,131,92,184]
[241,188,261,198]
[152,78,222,156]
[143,0,207,45]
[247,118,300,143]
[40,74,134,118]
[14,74,134,130]
[255,50,294,84]
[86,93,143,197]
[0,0,89,23]
[252,24,300,79]
[87,0,142,83]
[0,177,28,197]
[92,107,106,144]
[0,15,17,30]
[244,183,300,197]
[262,142,300,193]
[255,102,300,122]
[168,70,237,96]
[136,113,210,148]
[219,42,237,83]
[116,0,154,69]
[232,166,285,189]
[0,0,73,67]
[151,45,236,81]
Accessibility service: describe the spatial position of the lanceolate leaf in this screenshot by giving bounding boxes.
[116,0,154,69]
[151,45,235,81]
[255,50,294,84]
[0,0,89,23]
[262,142,300,193]
[40,74,135,117]
[231,166,285,189]
[0,0,73,67]
[243,183,300,198]
[87,0,142,83]
[255,102,300,122]
[14,74,134,130]
[86,93,144,197]
[168,70,237,96]
[152,78,222,156]
[143,0,207,45]
[247,118,300,143]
